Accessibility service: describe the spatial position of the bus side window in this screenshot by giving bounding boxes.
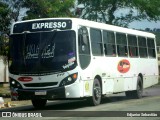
[90,28,103,56]
[147,38,156,58]
[116,33,128,57]
[128,35,138,57]
[103,30,116,56]
[138,36,148,58]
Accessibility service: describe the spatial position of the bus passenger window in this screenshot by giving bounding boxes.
[138,36,148,58]
[116,33,128,57]
[147,38,156,58]
[128,35,138,57]
[103,30,116,56]
[90,28,103,56]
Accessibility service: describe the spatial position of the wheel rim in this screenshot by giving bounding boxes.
[93,80,101,102]
[94,87,101,99]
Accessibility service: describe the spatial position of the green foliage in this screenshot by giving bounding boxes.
[0,1,11,56]
[7,0,24,21]
[0,35,9,56]
[23,0,75,20]
[77,0,160,27]
[0,1,11,33]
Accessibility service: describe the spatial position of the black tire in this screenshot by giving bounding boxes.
[32,99,47,109]
[125,91,133,98]
[125,76,143,99]
[133,76,143,99]
[88,78,102,106]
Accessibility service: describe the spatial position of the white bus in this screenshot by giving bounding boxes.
[9,18,159,109]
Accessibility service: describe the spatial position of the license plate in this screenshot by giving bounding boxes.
[35,91,47,95]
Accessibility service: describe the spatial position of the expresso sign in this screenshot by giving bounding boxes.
[13,19,72,33]
[32,21,67,30]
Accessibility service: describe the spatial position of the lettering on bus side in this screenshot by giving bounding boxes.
[117,59,130,73]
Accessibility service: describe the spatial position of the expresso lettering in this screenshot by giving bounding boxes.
[32,22,67,30]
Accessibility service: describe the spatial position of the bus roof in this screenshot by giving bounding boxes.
[12,18,155,38]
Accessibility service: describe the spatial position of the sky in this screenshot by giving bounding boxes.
[129,20,160,30]
[115,8,160,30]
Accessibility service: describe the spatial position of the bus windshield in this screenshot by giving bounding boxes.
[9,30,77,75]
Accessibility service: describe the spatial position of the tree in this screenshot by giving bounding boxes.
[0,1,11,56]
[23,0,75,20]
[76,0,160,27]
[0,0,25,56]
[0,1,11,34]
[7,0,24,22]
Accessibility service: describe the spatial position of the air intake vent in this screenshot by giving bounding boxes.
[24,82,58,87]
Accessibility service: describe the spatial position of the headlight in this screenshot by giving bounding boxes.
[11,80,16,85]
[10,78,22,89]
[67,77,72,81]
[59,73,78,87]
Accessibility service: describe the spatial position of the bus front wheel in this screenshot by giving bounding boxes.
[31,99,47,109]
[88,78,102,106]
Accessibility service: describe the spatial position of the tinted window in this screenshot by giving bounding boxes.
[78,27,90,54]
[147,38,156,58]
[90,28,103,56]
[138,37,147,58]
[103,30,116,56]
[78,26,91,69]
[128,35,138,57]
[9,31,76,74]
[116,33,128,57]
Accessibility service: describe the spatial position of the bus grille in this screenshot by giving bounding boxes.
[23,82,58,87]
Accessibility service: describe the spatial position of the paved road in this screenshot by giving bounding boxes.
[0,85,160,120]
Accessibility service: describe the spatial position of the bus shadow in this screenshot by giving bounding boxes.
[20,93,151,111]
[22,96,130,111]
[47,96,128,110]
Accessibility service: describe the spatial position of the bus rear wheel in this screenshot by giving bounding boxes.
[88,78,102,106]
[125,76,143,99]
[32,99,47,109]
[133,76,143,99]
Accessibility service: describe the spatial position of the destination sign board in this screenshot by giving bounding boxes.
[13,19,72,33]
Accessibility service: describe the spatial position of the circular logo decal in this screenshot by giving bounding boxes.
[117,59,130,73]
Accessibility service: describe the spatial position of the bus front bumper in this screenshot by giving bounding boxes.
[11,87,66,101]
